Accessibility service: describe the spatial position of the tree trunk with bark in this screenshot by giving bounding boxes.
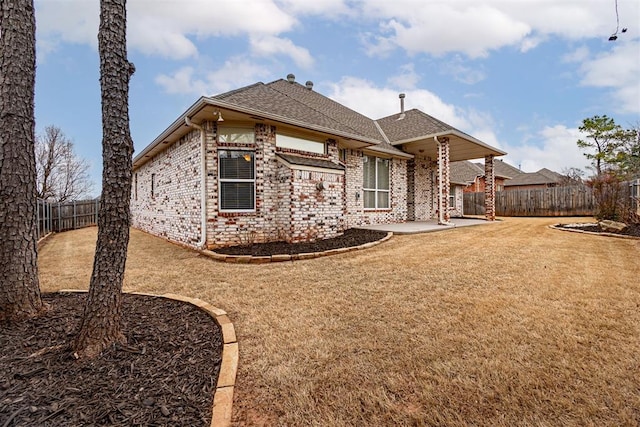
[71,0,134,358]
[0,0,45,321]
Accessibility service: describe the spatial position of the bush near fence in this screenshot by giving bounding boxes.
[37,199,100,239]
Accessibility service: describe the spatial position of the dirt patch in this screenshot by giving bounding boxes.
[0,292,222,427]
[214,228,388,256]
[556,222,640,237]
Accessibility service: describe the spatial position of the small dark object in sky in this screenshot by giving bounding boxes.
[621,28,627,32]
[608,34,618,41]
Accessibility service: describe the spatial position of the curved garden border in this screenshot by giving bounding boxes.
[58,289,237,427]
[549,224,640,240]
[200,232,394,263]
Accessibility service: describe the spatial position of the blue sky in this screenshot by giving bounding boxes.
[34,0,640,195]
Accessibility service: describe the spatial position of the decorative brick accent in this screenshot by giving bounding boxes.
[484,154,496,221]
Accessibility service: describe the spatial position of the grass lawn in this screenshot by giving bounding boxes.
[38,217,640,426]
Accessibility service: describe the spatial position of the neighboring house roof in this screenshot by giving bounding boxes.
[537,168,564,181]
[474,159,522,179]
[504,168,563,187]
[450,161,484,184]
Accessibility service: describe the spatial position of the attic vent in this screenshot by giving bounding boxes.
[305,81,314,90]
[286,73,295,83]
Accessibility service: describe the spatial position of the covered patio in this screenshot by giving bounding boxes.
[358,217,501,235]
[376,105,506,224]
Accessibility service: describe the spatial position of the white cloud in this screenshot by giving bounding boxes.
[36,0,296,59]
[250,36,314,68]
[275,0,352,17]
[562,46,590,63]
[355,0,639,58]
[327,76,475,130]
[155,58,269,96]
[386,63,420,89]
[441,56,486,85]
[519,35,545,53]
[369,7,530,58]
[578,40,640,114]
[503,125,590,173]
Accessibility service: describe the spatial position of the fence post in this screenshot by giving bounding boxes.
[73,201,77,230]
[48,202,52,234]
[36,199,41,239]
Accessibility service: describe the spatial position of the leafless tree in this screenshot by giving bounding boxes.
[560,167,585,185]
[35,125,93,202]
[72,0,135,358]
[0,0,45,320]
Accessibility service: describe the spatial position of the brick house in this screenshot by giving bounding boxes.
[131,75,505,249]
[451,159,516,193]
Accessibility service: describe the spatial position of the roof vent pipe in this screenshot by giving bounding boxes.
[397,93,406,120]
[286,73,295,83]
[305,81,314,90]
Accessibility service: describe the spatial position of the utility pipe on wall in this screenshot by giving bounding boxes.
[185,116,207,248]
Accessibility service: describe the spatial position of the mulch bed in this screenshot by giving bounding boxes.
[0,293,222,427]
[556,222,640,237]
[214,228,389,256]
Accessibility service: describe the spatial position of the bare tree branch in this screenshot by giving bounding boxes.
[35,125,93,201]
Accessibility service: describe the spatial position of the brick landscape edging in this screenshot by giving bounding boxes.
[200,231,394,263]
[57,289,237,427]
[549,224,640,240]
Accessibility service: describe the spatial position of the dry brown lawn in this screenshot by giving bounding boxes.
[38,217,640,426]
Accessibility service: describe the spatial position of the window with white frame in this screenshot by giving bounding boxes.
[449,185,456,209]
[276,133,325,154]
[363,155,390,209]
[218,150,255,211]
[218,127,254,144]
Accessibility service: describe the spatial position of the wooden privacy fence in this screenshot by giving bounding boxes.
[37,199,100,239]
[464,186,596,217]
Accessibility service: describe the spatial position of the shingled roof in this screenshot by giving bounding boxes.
[213,79,410,158]
[134,77,505,168]
[214,79,383,142]
[450,161,484,184]
[376,109,466,143]
[474,159,522,179]
[504,168,563,187]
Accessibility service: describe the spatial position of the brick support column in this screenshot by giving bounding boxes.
[484,154,496,221]
[438,137,450,224]
[406,159,416,221]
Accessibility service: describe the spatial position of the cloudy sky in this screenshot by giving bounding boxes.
[35,0,640,193]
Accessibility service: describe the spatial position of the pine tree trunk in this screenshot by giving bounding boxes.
[0,0,44,321]
[72,0,134,358]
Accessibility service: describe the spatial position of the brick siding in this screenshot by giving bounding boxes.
[131,122,446,249]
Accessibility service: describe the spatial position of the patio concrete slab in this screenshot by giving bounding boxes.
[357,217,500,235]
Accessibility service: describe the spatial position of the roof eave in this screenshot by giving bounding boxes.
[364,145,414,159]
[133,97,383,168]
[391,129,507,157]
